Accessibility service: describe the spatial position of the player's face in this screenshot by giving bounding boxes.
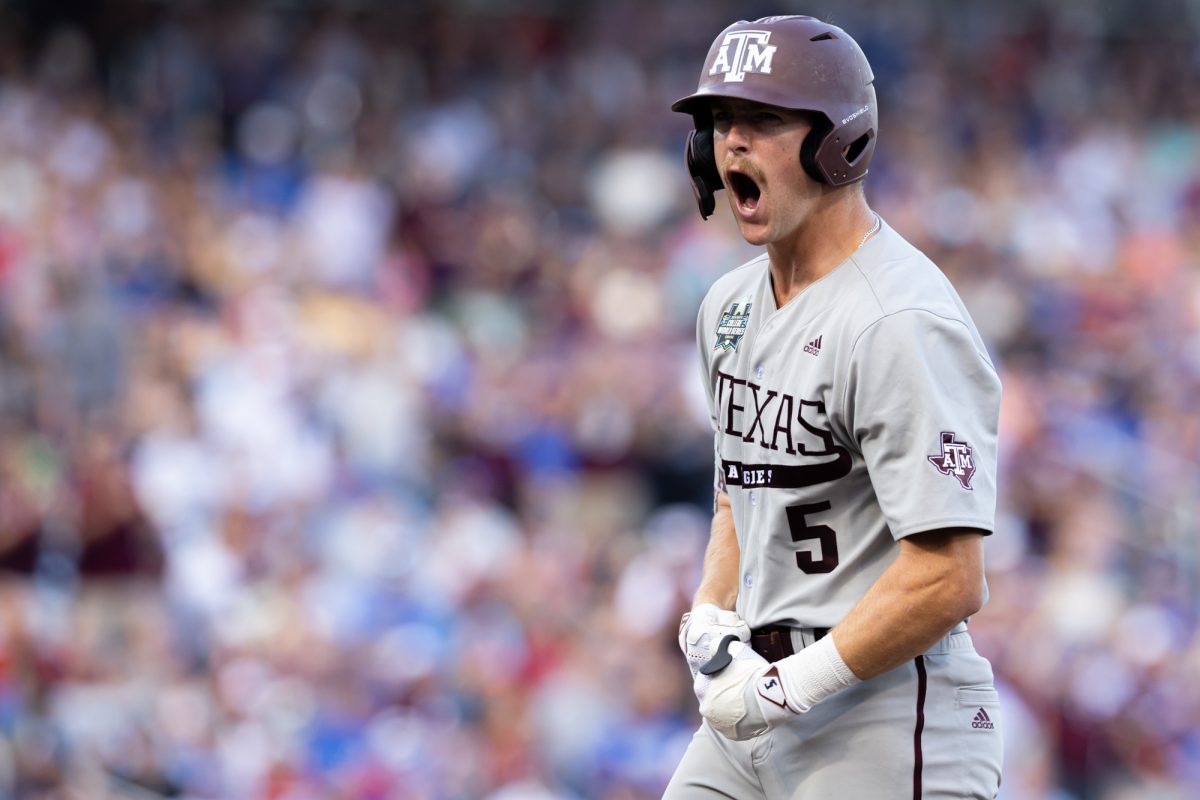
[710,98,822,246]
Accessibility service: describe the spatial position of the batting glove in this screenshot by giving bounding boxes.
[678,603,751,678]
[693,639,802,740]
[696,635,862,742]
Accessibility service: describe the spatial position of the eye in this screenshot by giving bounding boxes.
[712,109,733,130]
[755,111,783,125]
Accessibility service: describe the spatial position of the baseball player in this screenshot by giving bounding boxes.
[666,16,1003,799]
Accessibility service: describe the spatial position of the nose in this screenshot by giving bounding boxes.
[720,118,751,156]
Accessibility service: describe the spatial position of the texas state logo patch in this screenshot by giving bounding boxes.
[927,431,976,490]
[714,298,753,352]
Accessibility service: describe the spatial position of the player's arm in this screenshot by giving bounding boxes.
[830,310,999,680]
[692,490,740,610]
[678,491,750,678]
[682,301,751,678]
[830,526,983,680]
[691,289,740,612]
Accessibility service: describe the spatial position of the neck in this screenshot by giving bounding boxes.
[767,190,877,308]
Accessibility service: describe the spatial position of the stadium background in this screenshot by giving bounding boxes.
[0,0,1197,797]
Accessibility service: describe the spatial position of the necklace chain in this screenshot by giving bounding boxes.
[858,213,881,250]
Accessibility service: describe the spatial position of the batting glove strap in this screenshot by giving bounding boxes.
[753,665,804,715]
[773,633,861,713]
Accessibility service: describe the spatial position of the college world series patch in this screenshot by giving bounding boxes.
[928,431,976,490]
[714,298,753,352]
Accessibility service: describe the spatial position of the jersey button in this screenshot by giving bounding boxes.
[755,364,765,380]
[748,490,757,506]
[744,573,754,588]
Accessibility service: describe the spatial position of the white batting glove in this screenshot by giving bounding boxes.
[696,635,863,742]
[678,603,751,678]
[693,640,802,740]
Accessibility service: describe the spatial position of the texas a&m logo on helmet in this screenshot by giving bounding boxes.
[709,30,777,83]
[927,431,976,490]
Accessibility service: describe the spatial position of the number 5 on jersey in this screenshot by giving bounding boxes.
[785,500,839,573]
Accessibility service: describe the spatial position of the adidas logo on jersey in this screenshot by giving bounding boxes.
[971,708,994,729]
[803,335,822,356]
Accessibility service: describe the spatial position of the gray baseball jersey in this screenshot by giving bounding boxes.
[696,217,1001,630]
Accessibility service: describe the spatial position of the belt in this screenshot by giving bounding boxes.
[749,621,971,662]
[750,624,828,662]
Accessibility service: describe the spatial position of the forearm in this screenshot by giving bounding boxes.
[693,492,740,610]
[831,529,984,680]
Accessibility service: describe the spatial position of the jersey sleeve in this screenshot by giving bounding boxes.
[842,309,1001,539]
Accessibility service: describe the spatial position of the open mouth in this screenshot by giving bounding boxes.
[727,170,762,211]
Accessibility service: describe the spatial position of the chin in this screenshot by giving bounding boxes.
[734,220,772,247]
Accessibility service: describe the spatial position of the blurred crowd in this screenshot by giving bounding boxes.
[0,0,1197,798]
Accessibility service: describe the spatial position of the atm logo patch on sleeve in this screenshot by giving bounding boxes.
[927,431,976,490]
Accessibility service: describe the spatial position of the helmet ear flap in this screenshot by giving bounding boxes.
[799,114,834,185]
[801,112,876,186]
[685,126,722,219]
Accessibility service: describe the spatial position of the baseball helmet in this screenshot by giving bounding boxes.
[672,15,877,219]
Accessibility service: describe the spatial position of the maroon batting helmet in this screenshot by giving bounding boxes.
[672,15,878,219]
